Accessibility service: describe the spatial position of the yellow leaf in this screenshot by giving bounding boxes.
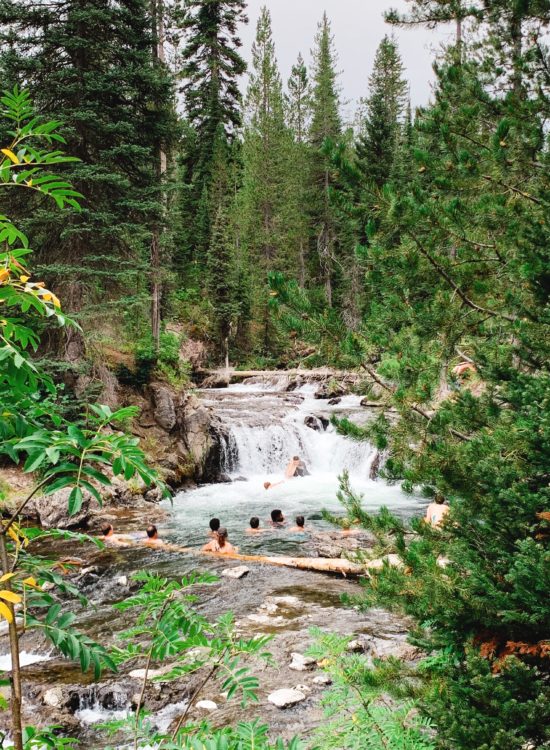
[25,179,33,187]
[1,148,20,165]
[51,294,61,308]
[0,269,9,283]
[0,573,15,583]
[42,292,52,302]
[0,601,13,623]
[19,275,30,282]
[22,577,40,590]
[0,590,21,605]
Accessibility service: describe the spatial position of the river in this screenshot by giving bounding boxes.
[0,377,424,747]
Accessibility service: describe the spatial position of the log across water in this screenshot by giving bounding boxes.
[200,550,366,576]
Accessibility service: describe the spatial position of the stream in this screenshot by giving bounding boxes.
[0,377,425,747]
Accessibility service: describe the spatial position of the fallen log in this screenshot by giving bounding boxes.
[200,550,365,576]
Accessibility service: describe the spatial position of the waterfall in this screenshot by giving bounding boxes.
[202,380,377,480]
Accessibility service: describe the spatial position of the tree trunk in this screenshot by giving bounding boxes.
[0,534,23,750]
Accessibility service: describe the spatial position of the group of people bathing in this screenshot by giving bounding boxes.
[201,511,307,555]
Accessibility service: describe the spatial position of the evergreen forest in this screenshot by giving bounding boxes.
[0,1,548,749]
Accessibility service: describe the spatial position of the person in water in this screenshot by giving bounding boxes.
[425,494,450,528]
[270,509,286,527]
[143,524,166,547]
[202,527,238,554]
[246,517,264,535]
[295,460,309,477]
[289,515,307,533]
[285,456,301,478]
[99,523,132,546]
[209,518,221,537]
[264,480,284,490]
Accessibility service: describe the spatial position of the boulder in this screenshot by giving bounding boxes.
[200,373,229,389]
[360,398,385,408]
[268,688,306,709]
[221,566,249,579]
[312,674,332,686]
[304,415,322,431]
[150,383,177,431]
[35,487,95,529]
[42,687,67,709]
[327,397,341,405]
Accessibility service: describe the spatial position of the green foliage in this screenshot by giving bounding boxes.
[307,629,435,750]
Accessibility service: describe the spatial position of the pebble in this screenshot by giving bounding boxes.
[289,652,316,671]
[196,699,218,712]
[116,575,129,586]
[346,639,366,653]
[312,674,332,685]
[221,566,249,579]
[42,687,64,708]
[267,688,306,708]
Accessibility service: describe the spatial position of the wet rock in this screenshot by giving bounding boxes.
[307,531,377,559]
[289,653,316,672]
[327,397,341,405]
[144,486,164,503]
[360,398,386,408]
[268,688,306,708]
[304,415,322,431]
[200,373,229,389]
[218,473,232,483]
[43,687,67,709]
[247,613,285,626]
[150,383,177,431]
[221,566,249,579]
[314,381,346,400]
[233,476,248,482]
[116,575,129,587]
[196,699,218,712]
[35,487,96,529]
[347,639,367,653]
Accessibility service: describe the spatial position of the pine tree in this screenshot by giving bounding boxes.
[177,0,247,266]
[207,205,237,367]
[240,6,293,352]
[309,12,342,306]
[0,0,176,357]
[286,53,312,287]
[357,36,408,188]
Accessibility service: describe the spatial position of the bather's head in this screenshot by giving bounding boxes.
[209,517,221,532]
[293,456,300,462]
[250,516,260,529]
[295,515,305,528]
[217,527,228,546]
[146,524,158,539]
[271,509,284,523]
[435,494,446,505]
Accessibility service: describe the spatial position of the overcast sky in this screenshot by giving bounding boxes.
[239,0,453,121]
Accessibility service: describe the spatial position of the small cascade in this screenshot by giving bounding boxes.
[74,686,131,725]
[200,378,377,481]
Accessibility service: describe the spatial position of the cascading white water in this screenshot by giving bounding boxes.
[203,380,377,480]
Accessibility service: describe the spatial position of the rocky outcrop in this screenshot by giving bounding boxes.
[34,487,97,529]
[150,383,177,431]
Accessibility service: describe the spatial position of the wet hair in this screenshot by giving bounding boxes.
[293,456,300,461]
[100,523,113,536]
[250,517,260,529]
[295,515,305,528]
[209,518,221,532]
[263,482,271,490]
[146,524,158,539]
[217,527,228,544]
[435,494,446,505]
[271,509,284,523]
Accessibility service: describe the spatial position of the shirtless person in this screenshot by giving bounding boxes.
[270,509,286,527]
[425,495,450,528]
[246,517,265,535]
[285,456,301,479]
[289,515,307,533]
[202,527,238,555]
[99,523,133,546]
[264,480,284,490]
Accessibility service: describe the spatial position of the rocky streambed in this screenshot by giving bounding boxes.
[1,535,417,748]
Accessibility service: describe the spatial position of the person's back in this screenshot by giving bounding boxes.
[289,515,307,533]
[203,527,237,555]
[425,495,450,527]
[246,516,264,535]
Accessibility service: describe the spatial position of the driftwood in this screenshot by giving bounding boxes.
[200,550,365,576]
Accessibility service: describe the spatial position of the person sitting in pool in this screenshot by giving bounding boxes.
[143,524,165,547]
[285,456,301,478]
[202,527,238,555]
[289,515,307,533]
[295,460,309,477]
[99,523,133,546]
[246,517,265,535]
[208,517,221,537]
[270,509,286,527]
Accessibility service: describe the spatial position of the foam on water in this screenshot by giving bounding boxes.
[0,651,52,670]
